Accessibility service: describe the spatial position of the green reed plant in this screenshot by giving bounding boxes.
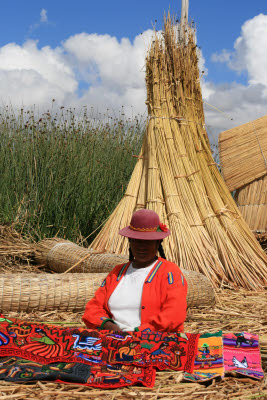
[0,104,144,242]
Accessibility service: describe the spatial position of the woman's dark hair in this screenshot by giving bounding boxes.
[158,241,166,259]
[129,246,134,261]
[128,239,166,261]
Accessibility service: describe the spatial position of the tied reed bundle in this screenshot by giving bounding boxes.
[34,238,215,308]
[219,115,267,191]
[90,15,267,290]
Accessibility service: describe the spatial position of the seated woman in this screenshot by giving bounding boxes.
[82,209,187,332]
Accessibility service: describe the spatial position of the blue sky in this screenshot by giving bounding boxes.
[1,1,267,138]
[1,0,266,84]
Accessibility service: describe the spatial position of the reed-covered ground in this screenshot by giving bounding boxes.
[0,105,144,242]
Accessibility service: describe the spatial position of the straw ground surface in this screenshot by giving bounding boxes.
[0,227,266,398]
[1,287,266,400]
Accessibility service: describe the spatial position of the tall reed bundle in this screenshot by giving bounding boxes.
[34,238,215,308]
[91,16,267,290]
[0,271,214,312]
[235,175,267,233]
[219,115,267,191]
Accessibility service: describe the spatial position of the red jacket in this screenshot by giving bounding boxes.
[82,258,187,332]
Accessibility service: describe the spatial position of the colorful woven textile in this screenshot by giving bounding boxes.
[0,356,155,388]
[0,316,199,388]
[184,331,224,382]
[105,330,199,371]
[223,332,264,380]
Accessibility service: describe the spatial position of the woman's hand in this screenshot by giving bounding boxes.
[102,321,121,331]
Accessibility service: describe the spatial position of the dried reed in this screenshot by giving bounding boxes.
[0,225,33,260]
[219,115,267,191]
[235,175,266,233]
[34,238,128,273]
[90,16,267,290]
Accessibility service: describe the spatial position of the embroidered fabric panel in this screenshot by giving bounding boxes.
[106,330,199,372]
[223,332,264,380]
[184,331,224,382]
[0,316,263,388]
[0,356,156,388]
[0,316,199,388]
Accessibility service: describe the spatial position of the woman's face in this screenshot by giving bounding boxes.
[129,239,159,264]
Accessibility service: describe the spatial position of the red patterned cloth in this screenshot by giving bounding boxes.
[0,316,199,388]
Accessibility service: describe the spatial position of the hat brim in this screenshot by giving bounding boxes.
[119,226,170,240]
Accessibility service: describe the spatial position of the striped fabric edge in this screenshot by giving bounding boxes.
[117,263,129,281]
[146,261,163,283]
[101,278,106,287]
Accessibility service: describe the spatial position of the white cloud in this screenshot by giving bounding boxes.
[205,13,267,139]
[212,14,267,85]
[62,30,153,115]
[0,14,267,142]
[40,9,48,23]
[211,49,231,63]
[0,41,77,108]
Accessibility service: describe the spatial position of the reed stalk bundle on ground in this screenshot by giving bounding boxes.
[34,238,128,273]
[91,16,267,290]
[0,270,214,312]
[34,238,215,308]
[219,115,267,191]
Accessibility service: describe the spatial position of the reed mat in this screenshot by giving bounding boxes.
[235,175,266,234]
[219,114,267,192]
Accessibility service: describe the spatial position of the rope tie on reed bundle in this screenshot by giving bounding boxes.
[167,212,182,218]
[214,206,240,218]
[174,170,200,179]
[149,115,205,126]
[146,199,165,204]
[203,206,240,222]
[208,162,221,167]
[190,223,205,227]
[149,115,185,122]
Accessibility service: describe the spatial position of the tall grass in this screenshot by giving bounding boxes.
[0,105,144,242]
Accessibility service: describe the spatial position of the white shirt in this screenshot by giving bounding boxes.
[108,260,157,331]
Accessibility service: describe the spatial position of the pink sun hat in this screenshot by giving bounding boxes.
[119,209,170,240]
